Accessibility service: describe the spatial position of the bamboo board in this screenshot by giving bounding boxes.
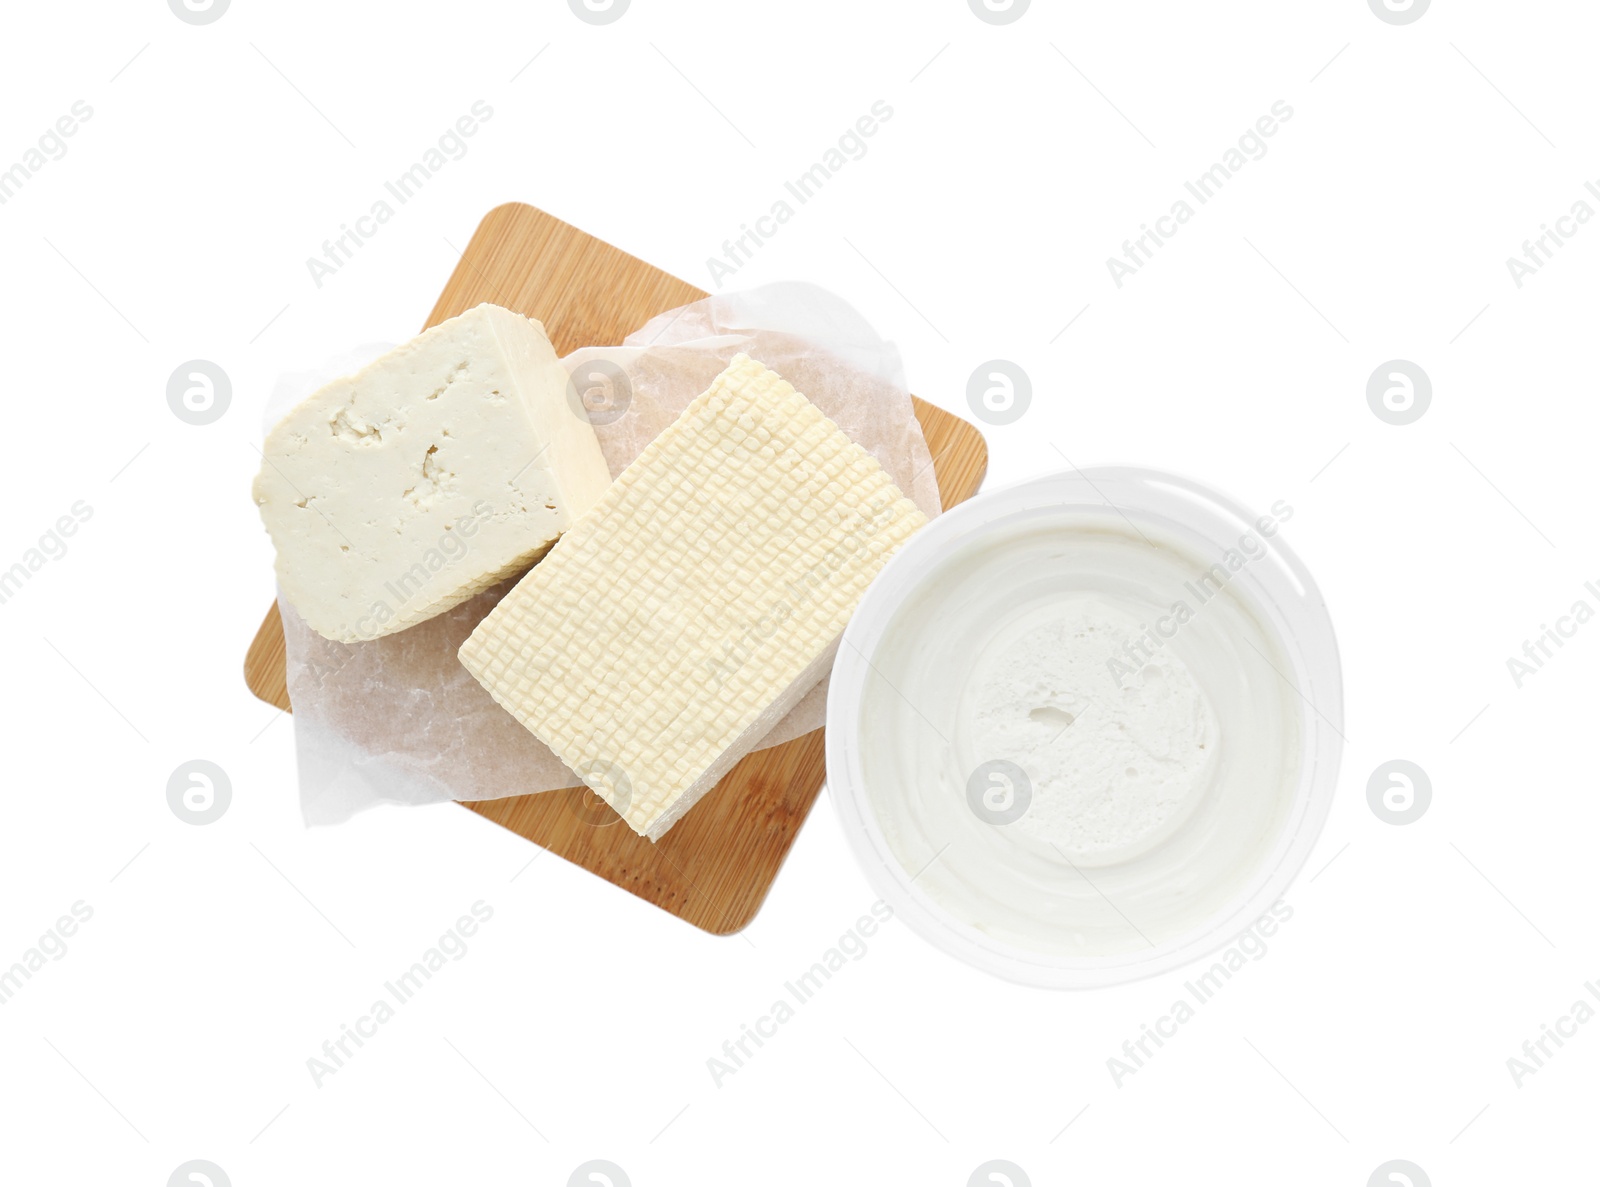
[244,202,988,933]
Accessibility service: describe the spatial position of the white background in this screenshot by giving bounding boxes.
[1,1,1594,1183]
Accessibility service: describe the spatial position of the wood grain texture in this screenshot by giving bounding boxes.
[243,202,987,933]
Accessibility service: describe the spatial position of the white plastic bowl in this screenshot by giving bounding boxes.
[825,467,1343,989]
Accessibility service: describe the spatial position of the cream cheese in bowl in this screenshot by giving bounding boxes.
[826,468,1342,988]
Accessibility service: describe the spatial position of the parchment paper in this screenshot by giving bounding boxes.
[274,283,941,824]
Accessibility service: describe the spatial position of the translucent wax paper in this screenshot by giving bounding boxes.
[272,283,942,824]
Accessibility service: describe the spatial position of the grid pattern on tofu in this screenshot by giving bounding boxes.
[458,354,927,840]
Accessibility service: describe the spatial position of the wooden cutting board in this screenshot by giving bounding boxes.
[244,202,988,933]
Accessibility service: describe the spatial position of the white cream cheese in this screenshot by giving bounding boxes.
[857,511,1302,959]
[970,596,1218,862]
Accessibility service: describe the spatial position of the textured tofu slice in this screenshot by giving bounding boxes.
[458,354,928,840]
[253,303,612,643]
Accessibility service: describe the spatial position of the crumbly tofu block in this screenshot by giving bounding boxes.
[253,303,612,643]
[458,354,928,840]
